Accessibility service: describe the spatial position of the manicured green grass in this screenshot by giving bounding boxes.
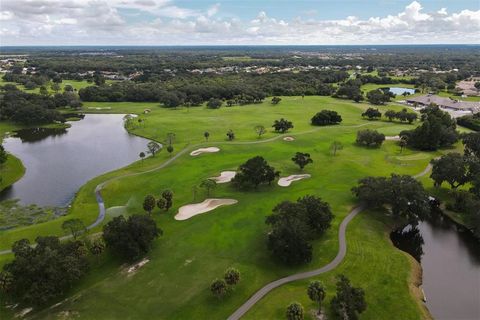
[243,210,428,320]
[0,154,25,192]
[0,96,443,319]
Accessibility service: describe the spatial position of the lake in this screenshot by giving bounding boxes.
[1,114,150,206]
[388,87,416,95]
[391,215,480,319]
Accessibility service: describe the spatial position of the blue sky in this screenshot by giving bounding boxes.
[0,0,479,45]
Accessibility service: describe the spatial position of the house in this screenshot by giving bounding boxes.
[405,94,480,113]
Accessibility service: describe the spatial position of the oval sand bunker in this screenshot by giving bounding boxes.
[190,147,220,156]
[211,171,236,183]
[283,136,295,141]
[278,174,311,187]
[175,198,238,220]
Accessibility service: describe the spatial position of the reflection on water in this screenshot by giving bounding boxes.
[1,114,150,206]
[390,223,424,262]
[391,213,480,319]
[13,127,68,143]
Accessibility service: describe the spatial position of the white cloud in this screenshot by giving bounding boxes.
[0,1,479,45]
[438,8,448,15]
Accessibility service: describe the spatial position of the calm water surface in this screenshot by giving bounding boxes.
[1,114,150,206]
[392,216,480,320]
[388,87,416,95]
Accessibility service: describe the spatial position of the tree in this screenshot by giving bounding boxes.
[307,281,326,315]
[93,72,105,86]
[331,275,367,320]
[204,131,210,141]
[0,271,12,294]
[51,82,61,93]
[156,197,167,211]
[462,132,480,158]
[291,152,313,170]
[356,129,385,148]
[3,237,89,305]
[361,107,382,120]
[254,125,267,138]
[210,279,227,298]
[161,92,182,108]
[352,174,430,221]
[266,201,314,265]
[226,129,235,141]
[400,105,458,151]
[207,98,223,109]
[366,89,390,105]
[166,132,175,146]
[474,81,480,92]
[311,110,342,126]
[147,141,162,157]
[39,85,49,96]
[61,218,86,239]
[399,137,408,153]
[103,214,161,261]
[200,179,217,196]
[385,110,397,122]
[330,141,343,156]
[297,195,334,238]
[224,267,241,286]
[232,156,279,189]
[271,96,282,105]
[167,145,174,156]
[161,190,173,211]
[286,302,304,320]
[89,238,105,262]
[0,145,7,164]
[272,118,294,133]
[143,195,156,214]
[139,152,145,163]
[430,153,469,189]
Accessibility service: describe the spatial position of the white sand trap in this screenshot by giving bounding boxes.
[283,136,295,141]
[278,174,311,187]
[190,147,220,156]
[175,198,238,220]
[211,171,236,183]
[385,135,400,141]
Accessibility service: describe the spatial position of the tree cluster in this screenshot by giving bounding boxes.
[384,108,418,124]
[102,214,162,261]
[232,156,279,189]
[266,196,334,265]
[311,110,342,126]
[366,89,393,105]
[400,105,458,151]
[1,237,89,305]
[210,267,241,299]
[356,129,385,148]
[352,174,431,221]
[272,118,293,133]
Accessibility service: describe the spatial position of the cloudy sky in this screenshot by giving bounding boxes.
[0,0,479,45]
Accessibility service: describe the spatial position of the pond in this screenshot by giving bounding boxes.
[391,215,480,319]
[388,87,416,95]
[1,114,150,206]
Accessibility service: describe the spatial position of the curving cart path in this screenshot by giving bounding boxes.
[227,160,435,320]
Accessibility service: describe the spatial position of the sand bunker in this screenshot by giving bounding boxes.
[283,136,295,141]
[278,174,311,187]
[175,198,238,220]
[211,171,236,183]
[385,135,400,141]
[190,147,220,156]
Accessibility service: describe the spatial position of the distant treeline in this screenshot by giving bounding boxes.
[78,71,349,103]
[0,85,80,125]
